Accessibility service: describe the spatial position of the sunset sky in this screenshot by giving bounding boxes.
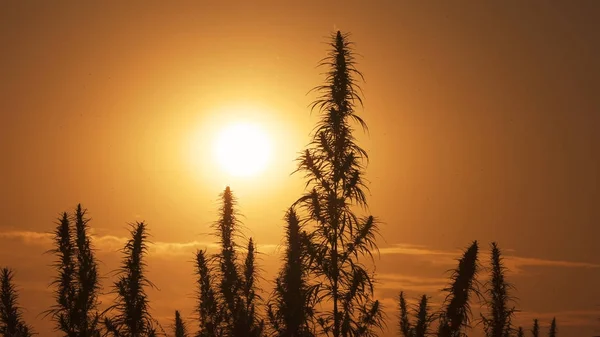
[1,1,599,336]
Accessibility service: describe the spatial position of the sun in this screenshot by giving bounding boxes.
[213,123,272,177]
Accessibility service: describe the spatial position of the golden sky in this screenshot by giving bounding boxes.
[1,1,599,336]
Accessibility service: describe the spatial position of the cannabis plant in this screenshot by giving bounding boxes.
[211,186,262,337]
[413,295,432,337]
[214,186,242,332]
[516,326,524,337]
[46,205,101,336]
[398,292,412,337]
[397,293,432,337]
[241,238,263,336]
[47,212,77,336]
[194,249,222,337]
[73,205,101,336]
[438,241,480,337]
[104,222,158,337]
[173,311,188,337]
[548,317,557,337]
[531,319,539,337]
[481,242,516,337]
[294,30,383,337]
[0,268,33,337]
[267,208,317,337]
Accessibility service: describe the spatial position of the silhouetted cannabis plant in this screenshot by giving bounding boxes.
[438,241,480,337]
[413,295,432,337]
[516,326,524,337]
[294,30,383,337]
[398,292,412,337]
[397,293,432,337]
[173,311,187,337]
[104,222,158,337]
[548,317,557,337]
[194,249,222,337]
[267,208,317,337]
[531,319,539,337]
[47,212,77,336]
[481,242,516,337]
[214,186,242,334]
[0,268,33,337]
[211,186,263,337]
[46,205,101,337]
[73,205,101,336]
[241,238,264,336]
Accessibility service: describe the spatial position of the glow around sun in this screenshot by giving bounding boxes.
[213,123,273,177]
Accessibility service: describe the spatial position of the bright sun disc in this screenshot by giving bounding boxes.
[214,123,272,177]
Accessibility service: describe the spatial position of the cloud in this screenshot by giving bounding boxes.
[380,244,460,257]
[0,231,53,245]
[379,243,600,273]
[504,256,600,273]
[377,272,448,293]
[0,230,278,257]
[515,310,600,327]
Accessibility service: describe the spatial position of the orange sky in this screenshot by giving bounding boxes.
[1,1,599,336]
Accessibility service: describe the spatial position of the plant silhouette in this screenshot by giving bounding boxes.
[398,292,412,337]
[480,242,516,337]
[437,241,480,337]
[531,318,540,337]
[73,205,101,336]
[548,317,557,337]
[46,205,101,337]
[214,186,243,335]
[103,222,158,337]
[47,212,78,336]
[194,249,222,337]
[516,326,524,337]
[0,268,33,337]
[412,295,433,337]
[293,30,383,337]
[199,186,264,337]
[173,311,188,337]
[396,292,434,337]
[267,207,317,337]
[241,238,264,336]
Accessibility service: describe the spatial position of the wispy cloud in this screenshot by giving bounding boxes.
[378,272,448,293]
[0,230,278,257]
[504,256,600,273]
[380,244,460,257]
[379,243,600,273]
[515,310,600,327]
[0,231,54,245]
